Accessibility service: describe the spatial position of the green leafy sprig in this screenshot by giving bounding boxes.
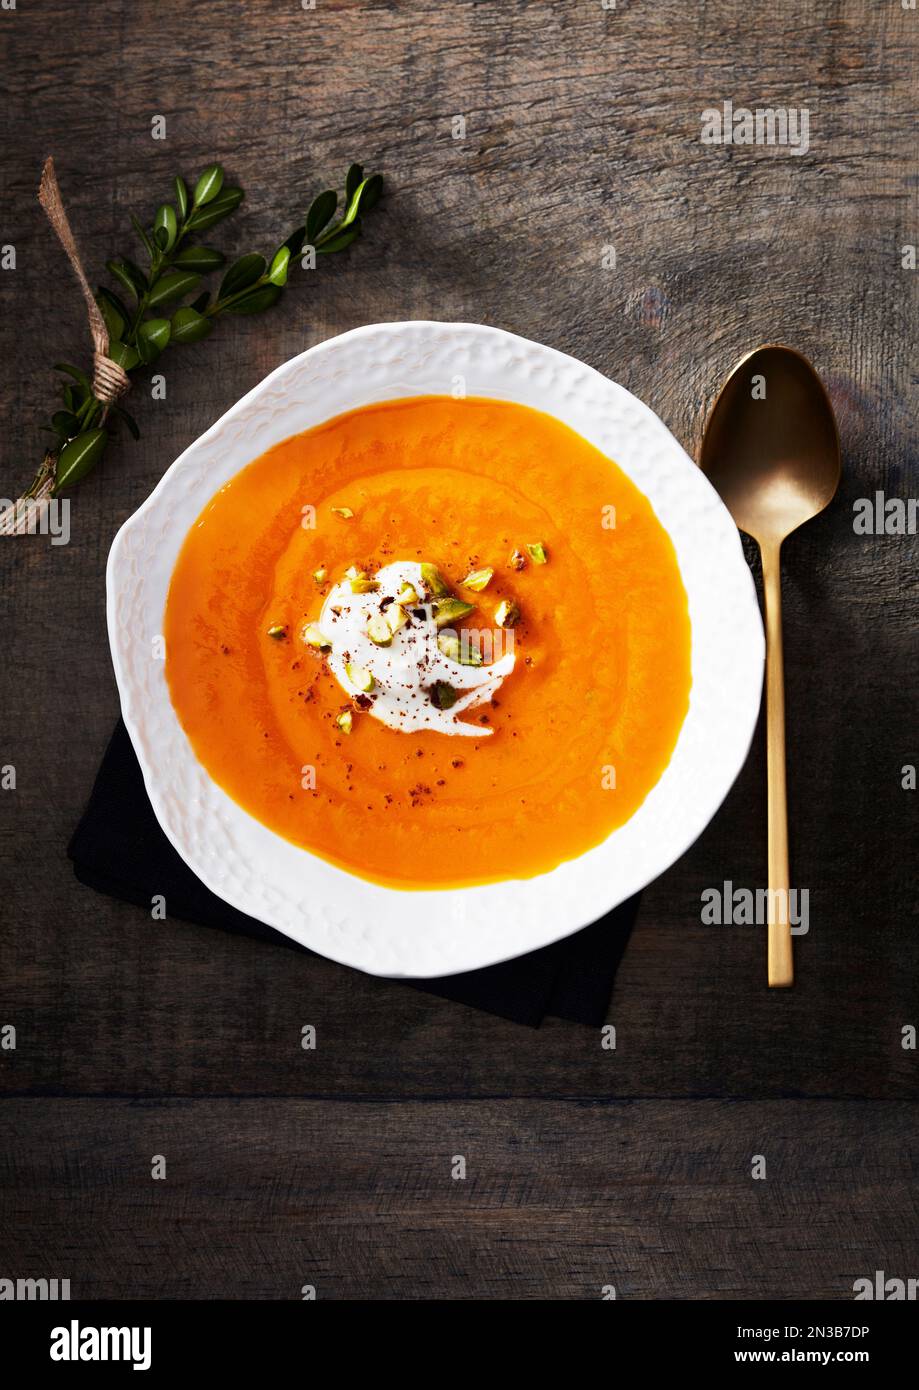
[42,162,382,494]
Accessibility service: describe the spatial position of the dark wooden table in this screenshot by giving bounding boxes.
[1,0,916,1300]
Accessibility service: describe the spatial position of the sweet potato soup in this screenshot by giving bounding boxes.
[164,396,691,889]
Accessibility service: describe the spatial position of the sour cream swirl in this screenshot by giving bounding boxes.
[317,561,514,736]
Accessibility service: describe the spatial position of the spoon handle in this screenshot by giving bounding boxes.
[761,541,794,987]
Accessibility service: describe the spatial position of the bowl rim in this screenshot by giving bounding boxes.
[107,320,764,977]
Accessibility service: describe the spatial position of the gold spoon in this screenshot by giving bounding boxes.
[699,345,841,987]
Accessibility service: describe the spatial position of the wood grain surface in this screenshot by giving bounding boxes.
[3,1098,918,1301]
[0,0,916,1299]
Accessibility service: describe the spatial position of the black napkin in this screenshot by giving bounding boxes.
[68,721,639,1027]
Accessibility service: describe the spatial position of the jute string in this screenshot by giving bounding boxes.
[38,157,130,409]
[0,158,130,536]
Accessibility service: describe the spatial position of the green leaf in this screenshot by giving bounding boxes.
[96,287,129,340]
[55,362,92,390]
[282,225,306,258]
[266,246,290,287]
[131,214,155,260]
[98,286,131,320]
[63,382,90,412]
[357,171,383,214]
[106,258,144,303]
[52,410,80,439]
[55,428,108,491]
[153,204,178,252]
[107,340,141,372]
[317,224,361,255]
[146,269,202,307]
[306,190,337,244]
[185,186,244,232]
[114,405,140,440]
[222,284,282,316]
[337,172,382,232]
[219,253,266,299]
[136,316,171,362]
[193,164,225,207]
[171,306,214,343]
[174,176,189,221]
[345,163,364,200]
[173,245,225,272]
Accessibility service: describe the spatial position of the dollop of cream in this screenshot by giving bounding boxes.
[317,561,514,736]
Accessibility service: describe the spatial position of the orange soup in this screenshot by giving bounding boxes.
[164,396,691,888]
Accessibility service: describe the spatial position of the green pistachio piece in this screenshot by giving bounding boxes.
[396,582,419,606]
[437,631,484,666]
[526,542,548,565]
[267,624,287,640]
[432,681,457,710]
[335,709,353,734]
[303,623,332,649]
[420,562,450,597]
[367,614,393,646]
[386,603,408,634]
[345,566,379,594]
[434,597,476,628]
[313,566,328,585]
[495,599,520,628]
[331,506,354,519]
[461,566,494,591]
[345,662,375,693]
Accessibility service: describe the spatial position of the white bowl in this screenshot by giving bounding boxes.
[107,322,763,978]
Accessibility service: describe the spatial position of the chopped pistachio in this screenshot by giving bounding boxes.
[367,614,393,646]
[432,681,458,710]
[495,599,521,628]
[461,566,494,592]
[437,631,484,667]
[526,542,548,565]
[345,566,379,594]
[303,622,332,649]
[267,624,287,640]
[331,506,354,519]
[345,662,375,693]
[386,603,409,635]
[420,562,450,597]
[509,548,527,571]
[312,566,328,585]
[335,709,354,734]
[396,582,419,606]
[434,597,476,628]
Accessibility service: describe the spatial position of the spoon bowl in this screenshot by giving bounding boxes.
[701,346,841,546]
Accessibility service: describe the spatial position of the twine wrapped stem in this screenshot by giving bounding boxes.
[0,158,130,536]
